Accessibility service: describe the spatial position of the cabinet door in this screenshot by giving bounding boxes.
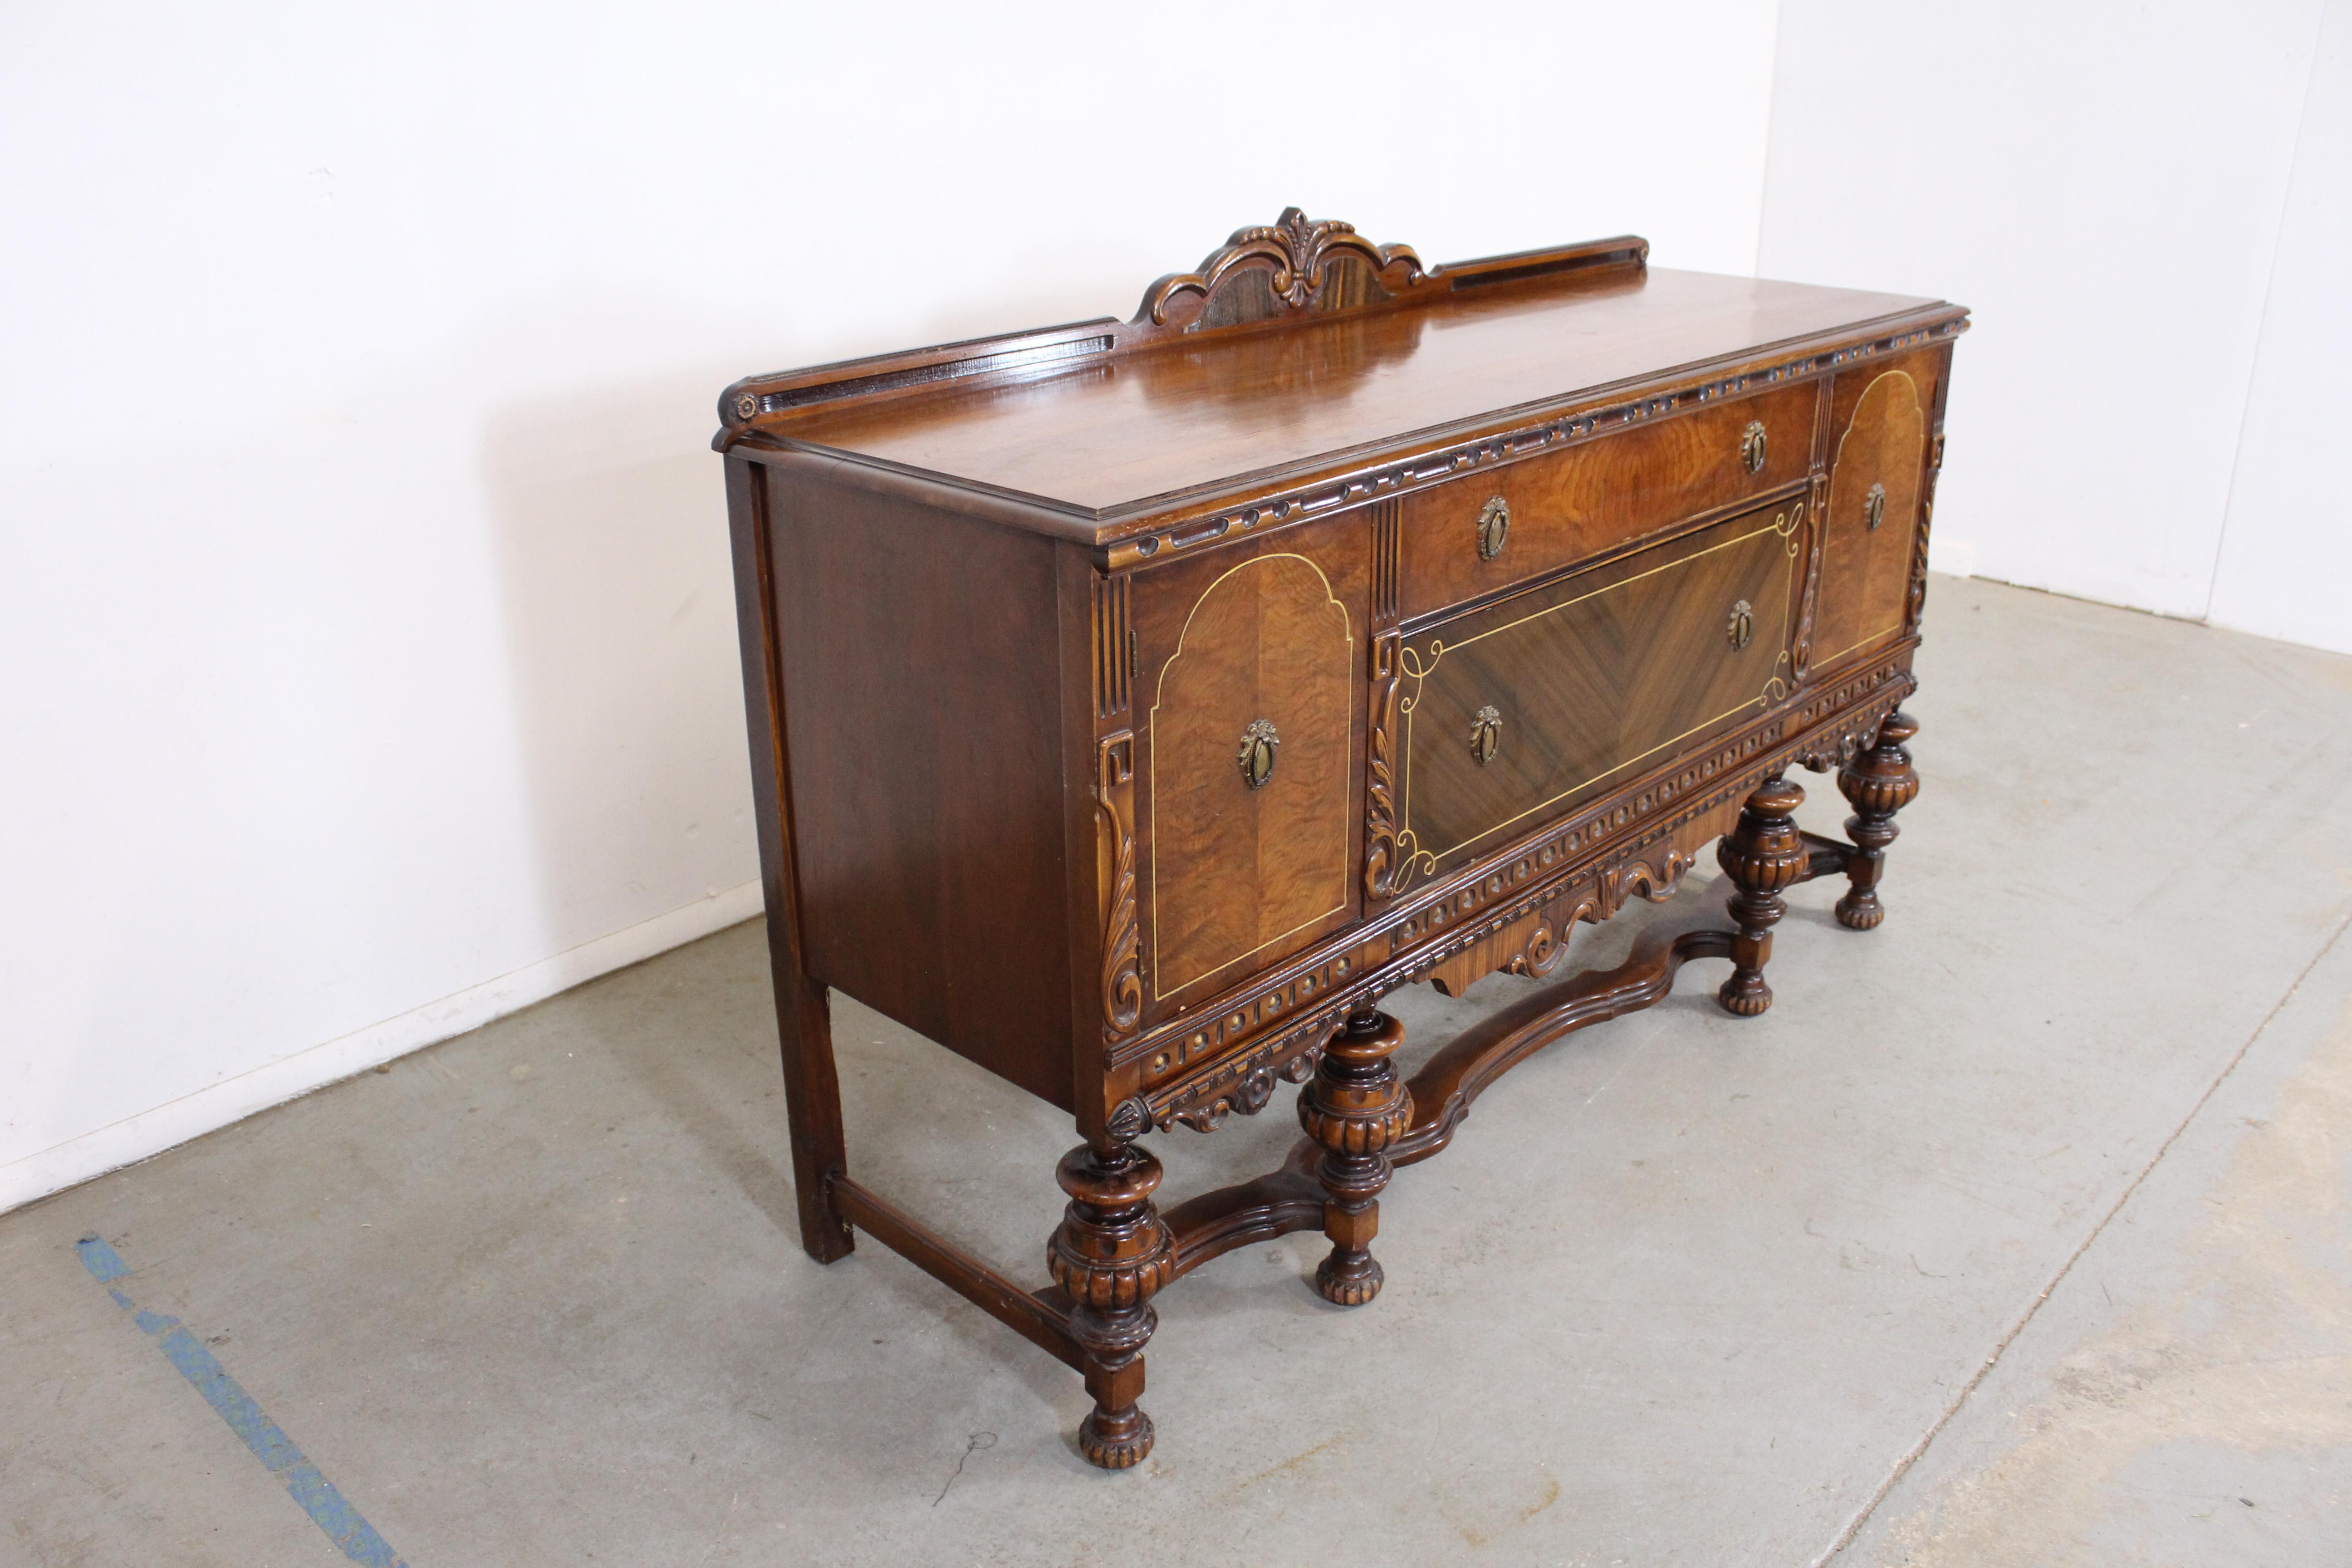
[1814,364,1930,669]
[1137,521,1366,1009]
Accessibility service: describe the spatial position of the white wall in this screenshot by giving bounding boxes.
[0,0,1784,1210]
[1758,0,2342,644]
[2211,0,2352,655]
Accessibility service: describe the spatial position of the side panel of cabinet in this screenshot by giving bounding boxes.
[1130,513,1369,1019]
[1813,347,1943,671]
[765,461,1076,1109]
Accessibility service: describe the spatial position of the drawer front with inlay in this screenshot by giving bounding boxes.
[1387,500,1806,891]
[1396,381,1815,621]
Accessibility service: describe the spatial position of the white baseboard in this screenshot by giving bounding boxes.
[0,882,767,1215]
[1928,535,1976,578]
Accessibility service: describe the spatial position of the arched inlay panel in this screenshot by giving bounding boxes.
[1814,369,1927,669]
[1148,553,1356,1001]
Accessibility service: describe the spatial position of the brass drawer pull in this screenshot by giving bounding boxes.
[1469,705,1503,765]
[1476,496,1509,561]
[1727,599,1754,652]
[1740,420,1768,475]
[1864,482,1887,531]
[1237,719,1279,789]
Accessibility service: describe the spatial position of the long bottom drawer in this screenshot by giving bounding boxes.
[1392,499,1806,889]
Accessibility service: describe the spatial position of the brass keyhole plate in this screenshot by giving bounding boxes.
[1476,496,1510,562]
[1727,599,1754,652]
[1237,718,1279,789]
[1740,421,1768,475]
[1864,481,1887,531]
[1469,705,1503,765]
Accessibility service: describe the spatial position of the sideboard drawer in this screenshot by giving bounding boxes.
[1388,500,1805,890]
[1396,382,1815,622]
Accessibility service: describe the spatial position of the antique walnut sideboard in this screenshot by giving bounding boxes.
[715,211,1965,1468]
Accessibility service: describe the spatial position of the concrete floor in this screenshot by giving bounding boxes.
[5,575,2351,1567]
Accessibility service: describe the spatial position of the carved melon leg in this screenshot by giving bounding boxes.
[1047,1141,1173,1469]
[1716,775,1809,1016]
[1835,709,1921,931]
[1298,1007,1413,1305]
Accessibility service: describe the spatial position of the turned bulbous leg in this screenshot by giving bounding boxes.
[1716,774,1809,1017]
[1297,1006,1413,1306]
[1047,1140,1174,1469]
[1835,708,1921,931]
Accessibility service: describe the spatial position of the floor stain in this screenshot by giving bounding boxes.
[1236,1431,1347,1491]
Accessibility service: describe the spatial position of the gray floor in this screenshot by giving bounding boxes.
[5,576,2351,1567]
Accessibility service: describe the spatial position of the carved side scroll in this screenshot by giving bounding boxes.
[1098,732,1142,1044]
[1909,430,1945,632]
[1363,631,1401,904]
[1137,208,1426,332]
[1793,374,1835,684]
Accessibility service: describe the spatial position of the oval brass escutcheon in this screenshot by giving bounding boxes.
[1740,420,1768,475]
[1864,481,1888,531]
[1469,705,1503,765]
[1726,598,1755,652]
[1236,718,1279,789]
[1476,495,1510,561]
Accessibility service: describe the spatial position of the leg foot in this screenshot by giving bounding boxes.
[1047,1140,1172,1470]
[1835,709,1920,931]
[1076,1360,1155,1469]
[1298,1007,1412,1305]
[1078,1407,1155,1470]
[1716,775,1808,1016]
[1314,1230,1386,1307]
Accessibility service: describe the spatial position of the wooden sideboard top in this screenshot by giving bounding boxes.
[765,269,1941,513]
[720,214,1964,541]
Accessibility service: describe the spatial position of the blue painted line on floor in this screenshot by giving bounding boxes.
[76,1235,409,1568]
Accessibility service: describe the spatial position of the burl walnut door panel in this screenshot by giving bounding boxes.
[1137,521,1367,1009]
[1392,501,1805,889]
[1813,363,1931,670]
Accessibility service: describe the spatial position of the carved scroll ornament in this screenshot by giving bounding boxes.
[1363,632,1402,902]
[1137,207,1426,331]
[1098,732,1142,1042]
